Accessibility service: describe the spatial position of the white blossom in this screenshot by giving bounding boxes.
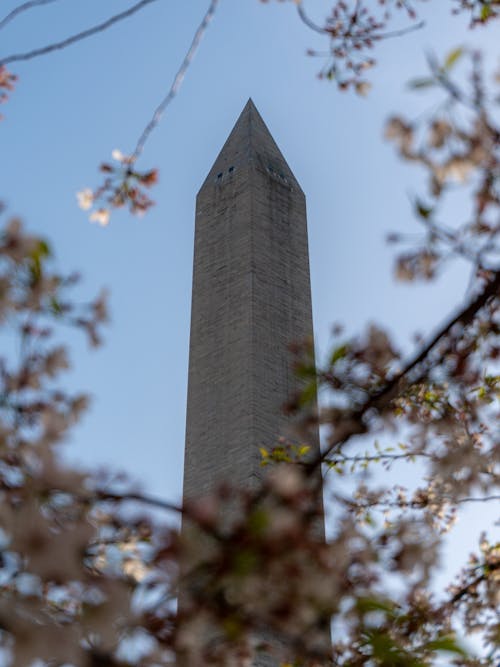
[76,188,94,210]
[89,208,110,227]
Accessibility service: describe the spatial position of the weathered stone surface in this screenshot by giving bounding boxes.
[182,99,325,666]
[184,99,319,500]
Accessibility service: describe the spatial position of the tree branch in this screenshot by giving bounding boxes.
[0,0,62,31]
[295,1,328,35]
[53,488,183,514]
[295,1,424,41]
[449,561,500,604]
[94,489,183,513]
[0,0,160,66]
[339,493,500,512]
[311,269,500,469]
[327,450,432,465]
[131,0,220,159]
[375,20,425,41]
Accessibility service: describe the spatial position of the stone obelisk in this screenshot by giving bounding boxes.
[182,100,324,665]
[183,99,320,501]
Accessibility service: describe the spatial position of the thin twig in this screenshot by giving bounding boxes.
[452,494,500,504]
[374,20,425,41]
[0,0,63,31]
[296,1,327,35]
[296,1,424,40]
[52,488,183,514]
[327,451,432,465]
[132,0,220,159]
[340,493,500,511]
[449,561,500,604]
[93,489,182,514]
[0,0,160,66]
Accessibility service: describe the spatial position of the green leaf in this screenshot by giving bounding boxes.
[270,447,291,463]
[425,636,467,657]
[299,379,317,406]
[444,47,463,71]
[480,4,493,20]
[330,343,348,365]
[28,239,52,285]
[477,386,487,399]
[38,239,51,258]
[29,257,42,284]
[50,297,63,315]
[357,597,398,618]
[295,363,316,379]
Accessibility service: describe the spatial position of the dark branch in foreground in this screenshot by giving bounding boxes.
[311,269,500,469]
[0,0,160,66]
[450,561,500,604]
[89,489,182,514]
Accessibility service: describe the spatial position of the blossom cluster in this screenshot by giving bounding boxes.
[1,6,500,664]
[0,183,499,665]
[385,49,500,283]
[264,0,424,92]
[77,149,158,227]
[453,0,500,24]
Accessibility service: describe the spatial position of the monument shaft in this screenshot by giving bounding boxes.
[181,101,325,666]
[184,100,319,501]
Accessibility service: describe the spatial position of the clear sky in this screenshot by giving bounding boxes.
[1,0,498,597]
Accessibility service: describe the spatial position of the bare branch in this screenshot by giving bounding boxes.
[0,0,63,31]
[368,270,500,404]
[0,0,61,31]
[131,0,220,159]
[327,450,432,465]
[450,561,500,604]
[311,269,500,469]
[377,20,425,41]
[296,1,327,35]
[92,489,182,514]
[0,0,160,66]
[340,493,500,511]
[451,494,500,504]
[47,487,182,514]
[296,1,424,40]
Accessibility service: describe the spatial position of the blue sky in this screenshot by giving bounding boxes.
[1,0,498,594]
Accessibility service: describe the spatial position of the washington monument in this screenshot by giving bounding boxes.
[182,99,324,664]
[183,99,321,498]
